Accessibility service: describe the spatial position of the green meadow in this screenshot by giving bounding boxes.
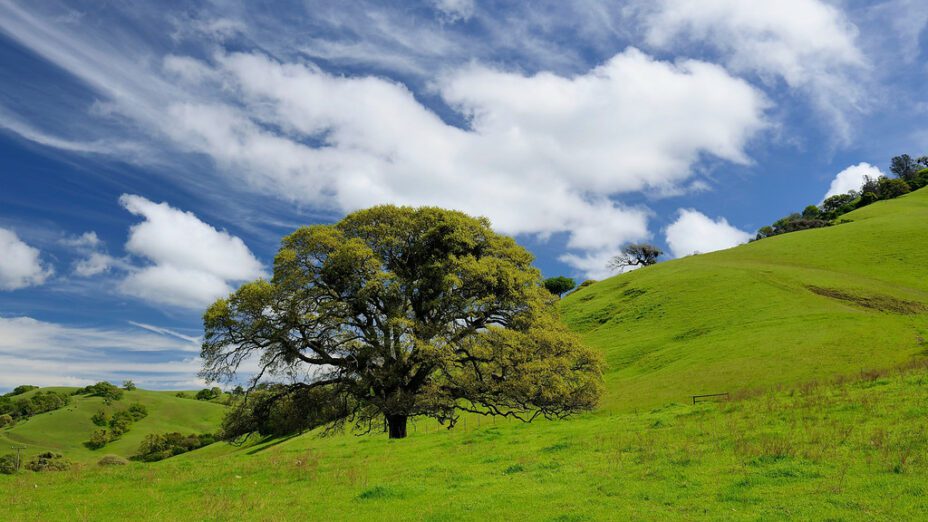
[3,188,928,520]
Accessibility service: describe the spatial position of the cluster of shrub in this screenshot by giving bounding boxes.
[134,432,217,462]
[176,386,243,403]
[73,381,126,403]
[0,386,71,428]
[86,403,149,449]
[755,154,928,240]
[0,452,71,475]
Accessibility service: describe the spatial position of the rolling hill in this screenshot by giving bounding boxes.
[561,186,928,411]
[0,388,226,463]
[2,187,928,520]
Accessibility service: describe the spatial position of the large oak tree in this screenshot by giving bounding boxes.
[201,206,603,439]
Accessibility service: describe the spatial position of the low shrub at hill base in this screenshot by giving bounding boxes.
[0,413,13,427]
[98,454,129,466]
[25,452,71,472]
[136,432,216,462]
[0,453,18,474]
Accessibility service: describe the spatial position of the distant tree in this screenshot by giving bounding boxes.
[821,193,858,220]
[75,382,123,402]
[912,168,928,190]
[543,276,576,297]
[755,226,775,240]
[196,388,220,401]
[232,386,245,396]
[201,206,603,439]
[860,175,881,196]
[7,385,38,397]
[91,409,110,427]
[86,430,109,450]
[608,243,663,271]
[122,380,136,391]
[878,177,911,199]
[0,414,12,428]
[801,205,821,220]
[890,154,919,181]
[858,191,879,207]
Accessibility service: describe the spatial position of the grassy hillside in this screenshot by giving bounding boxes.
[561,187,928,411]
[2,188,928,520]
[4,362,928,520]
[0,388,226,463]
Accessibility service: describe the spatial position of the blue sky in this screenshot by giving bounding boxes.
[1,0,927,390]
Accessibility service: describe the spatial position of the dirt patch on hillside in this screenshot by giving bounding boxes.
[807,286,927,314]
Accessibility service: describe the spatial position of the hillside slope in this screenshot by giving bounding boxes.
[0,388,226,463]
[561,187,928,411]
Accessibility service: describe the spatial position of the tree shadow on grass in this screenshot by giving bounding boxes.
[245,432,304,455]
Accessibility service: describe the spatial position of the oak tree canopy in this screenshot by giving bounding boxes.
[201,206,603,439]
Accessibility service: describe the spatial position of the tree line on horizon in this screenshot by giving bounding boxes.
[755,154,928,240]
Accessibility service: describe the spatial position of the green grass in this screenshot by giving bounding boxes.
[0,389,226,463]
[561,187,928,411]
[3,363,928,520]
[3,188,928,520]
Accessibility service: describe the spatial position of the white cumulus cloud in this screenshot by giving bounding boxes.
[641,0,867,141]
[118,194,264,309]
[665,209,752,258]
[823,162,883,200]
[0,227,53,290]
[163,49,766,277]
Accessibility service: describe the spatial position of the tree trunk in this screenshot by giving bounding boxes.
[387,414,407,439]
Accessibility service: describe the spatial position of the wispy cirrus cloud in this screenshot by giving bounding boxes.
[0,316,202,390]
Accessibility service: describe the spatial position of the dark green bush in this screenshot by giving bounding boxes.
[0,453,17,474]
[195,387,223,401]
[91,409,110,427]
[6,385,39,396]
[0,413,13,427]
[25,452,71,472]
[74,382,123,402]
[87,429,109,450]
[136,432,215,462]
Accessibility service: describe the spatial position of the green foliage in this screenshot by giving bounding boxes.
[202,205,603,439]
[878,177,911,199]
[136,432,215,462]
[578,279,596,288]
[85,403,149,449]
[0,453,17,474]
[0,390,70,423]
[543,276,576,297]
[123,380,137,391]
[25,452,71,472]
[0,413,13,428]
[196,387,222,401]
[801,205,821,219]
[6,385,39,396]
[75,382,124,402]
[87,429,109,450]
[608,243,662,270]
[220,384,347,441]
[91,409,110,427]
